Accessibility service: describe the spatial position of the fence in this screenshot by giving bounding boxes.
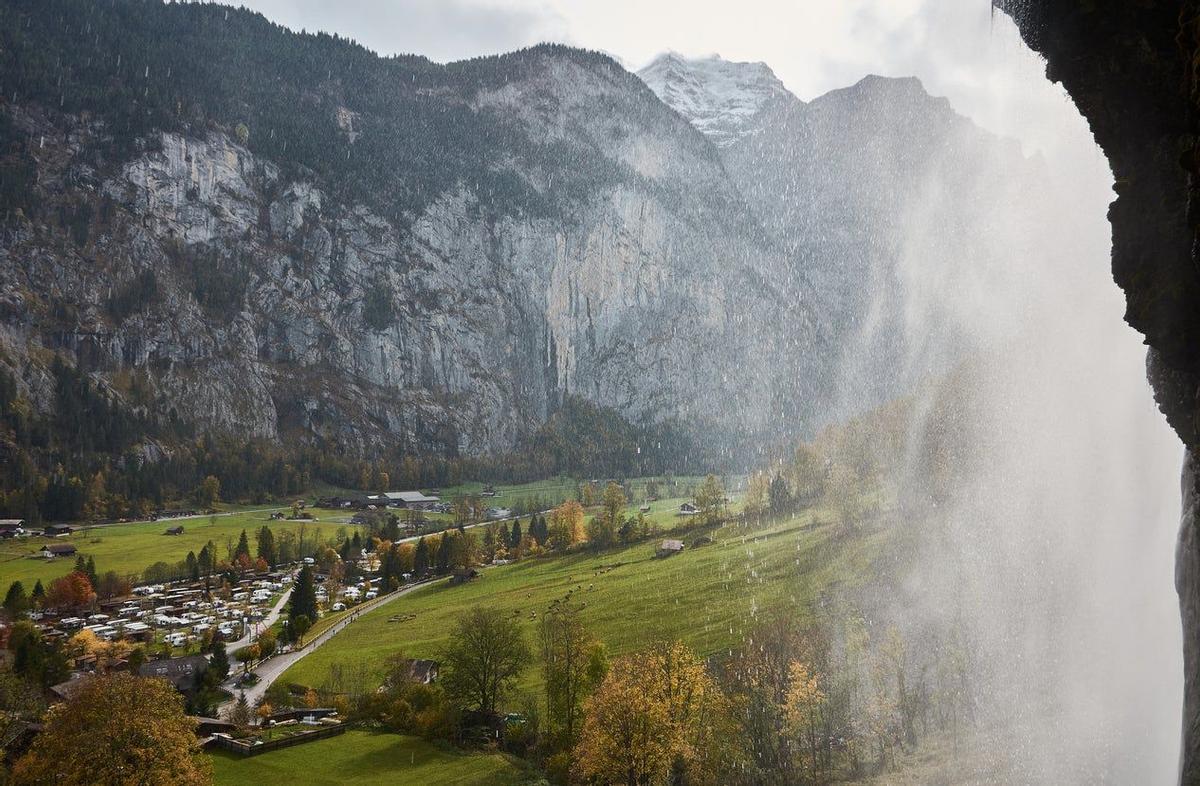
[211,722,346,756]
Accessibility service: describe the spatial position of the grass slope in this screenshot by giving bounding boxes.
[209,730,530,786]
[282,505,888,698]
[0,509,356,587]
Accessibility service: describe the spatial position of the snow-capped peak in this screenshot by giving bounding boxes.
[637,52,792,147]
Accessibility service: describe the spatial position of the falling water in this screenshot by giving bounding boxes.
[830,14,1184,783]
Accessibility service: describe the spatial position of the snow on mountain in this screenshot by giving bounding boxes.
[637,52,792,147]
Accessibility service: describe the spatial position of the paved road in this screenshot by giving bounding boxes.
[223,585,294,653]
[222,579,432,707]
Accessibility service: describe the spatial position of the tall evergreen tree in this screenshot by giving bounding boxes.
[30,579,45,606]
[413,537,430,577]
[510,519,523,549]
[185,551,199,581]
[4,580,27,616]
[435,531,453,574]
[256,526,276,566]
[209,640,230,681]
[85,556,98,589]
[287,565,318,638]
[235,529,250,559]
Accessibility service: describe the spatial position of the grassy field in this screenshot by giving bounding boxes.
[209,730,531,786]
[0,509,358,588]
[281,501,889,699]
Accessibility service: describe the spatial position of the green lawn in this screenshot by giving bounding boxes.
[209,730,531,786]
[281,503,889,699]
[0,510,357,587]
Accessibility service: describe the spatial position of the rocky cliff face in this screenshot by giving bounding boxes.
[0,0,1061,470]
[994,2,1200,782]
[0,44,820,459]
[640,54,1054,419]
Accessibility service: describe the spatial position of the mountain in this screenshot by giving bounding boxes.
[0,1,1056,516]
[635,52,790,147]
[639,54,1054,416]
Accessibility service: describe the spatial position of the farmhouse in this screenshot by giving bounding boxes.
[164,525,185,536]
[656,539,685,558]
[40,543,78,559]
[398,658,440,684]
[43,524,73,537]
[449,567,479,586]
[677,502,699,516]
[0,519,25,538]
[370,491,441,510]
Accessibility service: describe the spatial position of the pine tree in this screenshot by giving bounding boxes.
[31,579,45,606]
[414,537,429,577]
[185,551,199,581]
[256,526,276,566]
[85,556,98,589]
[210,640,230,681]
[4,580,27,616]
[235,529,250,559]
[510,519,522,549]
[287,565,318,638]
[229,691,252,727]
[435,531,453,574]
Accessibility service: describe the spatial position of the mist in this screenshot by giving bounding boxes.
[847,60,1185,782]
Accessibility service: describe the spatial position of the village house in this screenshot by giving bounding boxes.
[40,543,77,559]
[656,539,685,558]
[369,491,442,511]
[399,658,440,684]
[164,525,185,536]
[677,502,699,516]
[43,524,73,537]
[0,519,26,538]
[139,654,210,692]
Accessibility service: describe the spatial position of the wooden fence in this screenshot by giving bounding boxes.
[211,722,346,756]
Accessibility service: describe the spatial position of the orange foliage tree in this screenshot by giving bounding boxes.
[45,571,94,610]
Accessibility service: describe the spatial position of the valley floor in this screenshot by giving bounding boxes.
[209,729,532,786]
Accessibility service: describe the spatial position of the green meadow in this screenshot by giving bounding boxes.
[209,730,531,786]
[281,502,889,699]
[0,508,357,588]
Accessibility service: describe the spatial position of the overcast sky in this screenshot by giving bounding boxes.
[230,0,1109,187]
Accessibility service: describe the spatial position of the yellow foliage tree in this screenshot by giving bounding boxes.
[574,641,737,786]
[783,660,827,778]
[548,500,584,550]
[12,673,210,785]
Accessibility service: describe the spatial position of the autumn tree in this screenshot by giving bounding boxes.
[45,571,94,610]
[539,603,607,752]
[195,474,220,508]
[12,673,211,785]
[440,606,530,716]
[745,471,770,517]
[587,482,625,550]
[547,500,584,550]
[694,474,726,526]
[574,641,737,786]
[783,660,827,779]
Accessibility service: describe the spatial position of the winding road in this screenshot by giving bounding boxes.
[222,579,433,706]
